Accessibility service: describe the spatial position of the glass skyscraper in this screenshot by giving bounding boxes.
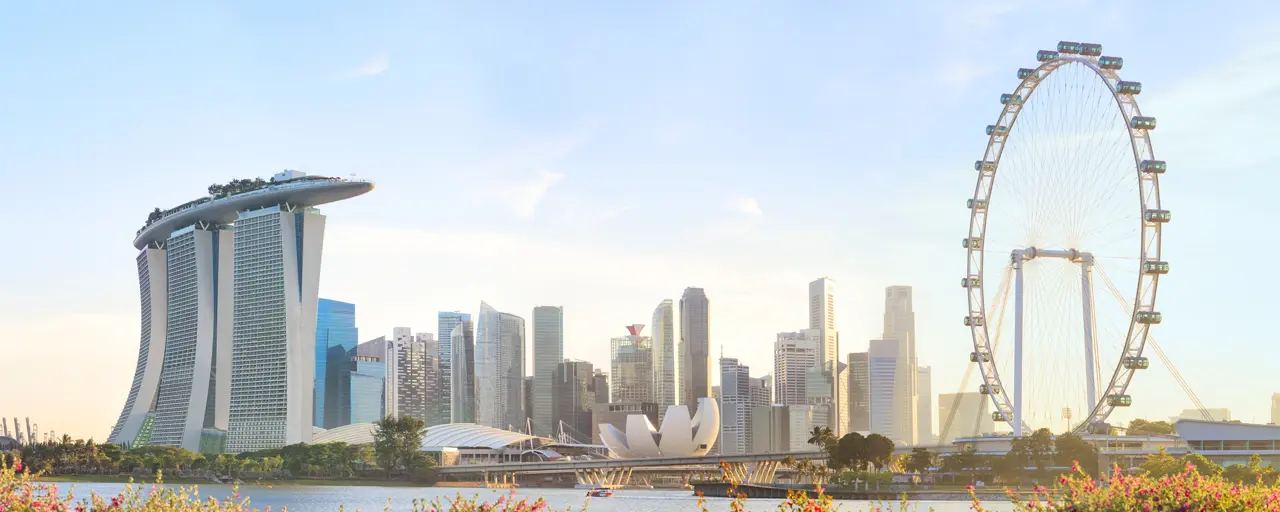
[316,299,358,428]
[437,311,471,424]
[349,355,386,424]
[532,306,564,436]
[475,302,525,429]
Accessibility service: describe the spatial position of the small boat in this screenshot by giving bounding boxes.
[586,488,613,498]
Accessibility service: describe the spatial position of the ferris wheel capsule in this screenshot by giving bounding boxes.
[1130,116,1158,130]
[1099,56,1124,70]
[1141,160,1166,173]
[1117,81,1143,95]
[1080,43,1103,56]
[1017,68,1038,80]
[1057,41,1083,54]
[986,125,1009,136]
[1036,50,1059,62]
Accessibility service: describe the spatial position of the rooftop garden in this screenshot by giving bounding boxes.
[137,171,344,235]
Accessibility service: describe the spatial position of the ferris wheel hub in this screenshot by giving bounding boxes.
[1011,247,1094,264]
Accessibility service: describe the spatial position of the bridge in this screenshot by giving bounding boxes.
[437,451,825,488]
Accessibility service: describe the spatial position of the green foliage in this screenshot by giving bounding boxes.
[373,415,429,479]
[207,177,269,198]
[1126,418,1176,435]
[1051,432,1099,476]
[904,448,936,474]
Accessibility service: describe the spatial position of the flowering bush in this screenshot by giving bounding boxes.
[2,457,252,512]
[971,461,1280,511]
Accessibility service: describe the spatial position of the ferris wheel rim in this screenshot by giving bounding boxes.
[963,48,1164,435]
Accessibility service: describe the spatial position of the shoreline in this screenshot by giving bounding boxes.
[39,475,425,488]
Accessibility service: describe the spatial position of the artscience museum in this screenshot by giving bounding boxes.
[598,397,720,458]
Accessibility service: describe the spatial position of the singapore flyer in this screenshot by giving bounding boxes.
[962,41,1167,436]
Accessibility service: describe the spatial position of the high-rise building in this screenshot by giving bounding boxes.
[386,331,431,422]
[848,352,870,432]
[611,325,654,403]
[349,355,386,424]
[355,336,394,417]
[593,371,610,404]
[450,319,476,423]
[937,392,992,443]
[315,299,358,428]
[553,360,597,443]
[651,300,678,410]
[719,358,773,455]
[679,288,711,411]
[417,333,447,426]
[750,404,825,453]
[524,376,535,430]
[475,302,525,429]
[917,366,933,444]
[868,338,898,440]
[883,286,918,445]
[775,330,819,406]
[808,278,840,433]
[437,312,472,425]
[532,306,564,436]
[109,173,372,453]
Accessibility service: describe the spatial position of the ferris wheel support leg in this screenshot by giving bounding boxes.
[1081,258,1098,416]
[1013,251,1025,438]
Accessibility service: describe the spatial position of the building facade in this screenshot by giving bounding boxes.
[719,358,772,455]
[679,288,710,411]
[316,299,358,428]
[651,300,678,410]
[475,302,525,430]
[775,330,819,406]
[552,359,597,442]
[917,366,933,444]
[883,285,918,445]
[848,352,870,432]
[532,306,564,436]
[109,173,372,453]
[868,338,898,440]
[808,278,840,433]
[1273,393,1280,425]
[450,319,476,423]
[349,356,386,424]
[593,370,610,404]
[611,324,654,403]
[437,311,472,426]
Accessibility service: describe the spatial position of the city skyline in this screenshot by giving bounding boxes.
[5,2,1280,439]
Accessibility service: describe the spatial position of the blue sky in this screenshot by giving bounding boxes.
[1,1,1278,440]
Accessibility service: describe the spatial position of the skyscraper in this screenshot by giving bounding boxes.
[719,358,772,455]
[450,319,476,423]
[937,392,993,443]
[475,302,525,429]
[109,172,372,454]
[418,333,446,426]
[651,300,678,410]
[868,338,898,439]
[917,366,933,444]
[808,278,840,433]
[316,299,358,428]
[883,286,918,445]
[848,352,870,432]
[774,330,819,406]
[387,331,431,422]
[553,359,597,442]
[532,306,564,436]
[593,370,610,404]
[679,288,711,410]
[348,355,385,424]
[610,324,654,403]
[437,311,472,425]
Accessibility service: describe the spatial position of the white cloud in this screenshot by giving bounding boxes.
[345,56,389,78]
[726,195,763,217]
[499,170,565,219]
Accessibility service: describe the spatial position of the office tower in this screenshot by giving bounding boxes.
[937,392,992,443]
[524,376,535,430]
[553,360,596,442]
[109,172,372,453]
[385,331,431,422]
[593,371,610,404]
[883,285,918,445]
[348,355,386,424]
[450,320,476,423]
[719,358,773,455]
[917,366,933,444]
[315,299,358,428]
[808,278,840,433]
[475,302,525,429]
[437,312,472,425]
[751,404,823,453]
[356,337,392,416]
[532,306,564,435]
[651,300,678,410]
[679,288,711,411]
[417,333,446,426]
[1273,393,1280,425]
[848,352,870,432]
[775,330,819,405]
[868,339,899,440]
[611,324,654,403]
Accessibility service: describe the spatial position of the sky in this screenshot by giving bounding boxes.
[1,0,1279,441]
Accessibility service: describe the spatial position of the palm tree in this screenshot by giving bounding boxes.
[807,426,835,448]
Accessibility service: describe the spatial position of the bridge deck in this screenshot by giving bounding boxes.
[437,451,825,474]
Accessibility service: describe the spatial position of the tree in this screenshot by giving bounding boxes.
[863,433,895,471]
[807,426,836,450]
[1182,453,1223,478]
[1127,418,1175,436]
[1140,448,1182,478]
[905,448,936,474]
[832,432,868,471]
[373,416,428,479]
[1053,432,1099,475]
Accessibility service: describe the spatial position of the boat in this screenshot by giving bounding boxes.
[586,488,613,498]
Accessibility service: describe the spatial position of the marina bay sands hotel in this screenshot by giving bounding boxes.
[107,171,372,454]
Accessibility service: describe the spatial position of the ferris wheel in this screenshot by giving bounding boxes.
[962,41,1167,436]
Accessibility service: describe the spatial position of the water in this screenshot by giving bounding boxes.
[50,483,1013,512]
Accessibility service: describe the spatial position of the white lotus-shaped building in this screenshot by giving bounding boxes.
[599,397,720,458]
